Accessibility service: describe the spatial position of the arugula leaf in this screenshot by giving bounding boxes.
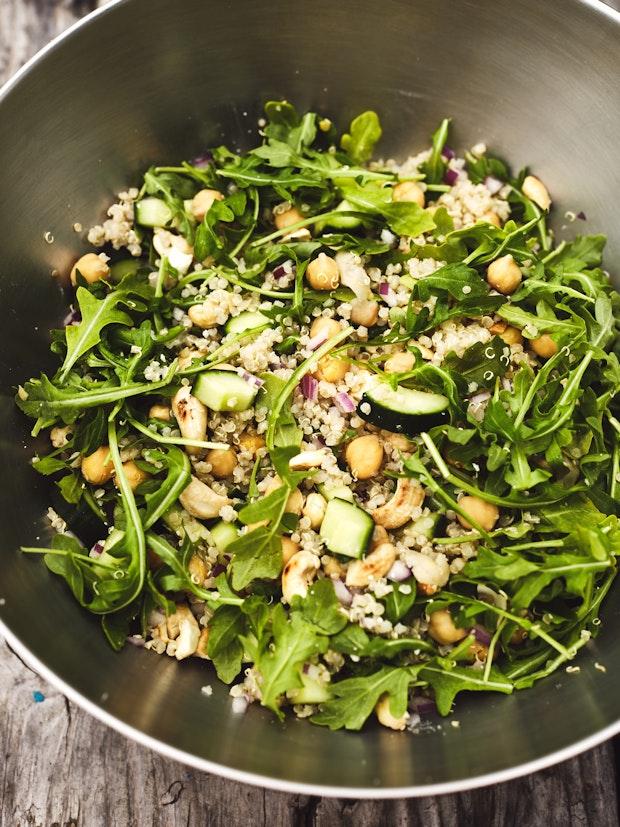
[257,606,328,716]
[340,111,382,164]
[443,336,508,390]
[207,604,245,683]
[228,486,290,590]
[383,578,417,623]
[60,287,133,381]
[311,666,419,731]
[420,118,450,184]
[338,181,436,238]
[295,579,348,634]
[419,664,513,716]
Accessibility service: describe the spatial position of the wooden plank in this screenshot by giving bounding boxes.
[1,639,618,826]
[0,2,618,825]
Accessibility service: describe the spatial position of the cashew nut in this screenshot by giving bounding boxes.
[179,475,231,519]
[172,386,208,455]
[375,693,409,731]
[194,627,210,659]
[370,524,389,550]
[522,175,551,211]
[281,550,320,603]
[407,550,450,588]
[345,542,397,588]
[372,478,424,529]
[50,425,72,448]
[289,449,329,471]
[168,604,201,660]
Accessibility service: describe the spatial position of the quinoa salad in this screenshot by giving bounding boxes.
[16,102,620,731]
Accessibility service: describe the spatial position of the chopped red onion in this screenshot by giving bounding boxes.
[239,369,264,388]
[89,541,104,559]
[444,168,459,186]
[211,563,226,578]
[332,578,353,606]
[473,625,492,646]
[378,281,390,297]
[191,152,213,168]
[442,146,455,160]
[484,175,504,195]
[127,635,145,648]
[387,560,411,582]
[63,306,81,327]
[300,374,318,401]
[307,332,327,351]
[577,211,587,221]
[335,392,356,413]
[411,696,438,716]
[273,262,293,279]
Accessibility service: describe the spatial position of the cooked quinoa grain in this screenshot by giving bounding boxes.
[18,103,620,733]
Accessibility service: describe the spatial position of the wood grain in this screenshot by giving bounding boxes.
[1,638,618,826]
[0,2,618,825]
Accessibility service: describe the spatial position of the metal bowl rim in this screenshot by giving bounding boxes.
[1,0,619,797]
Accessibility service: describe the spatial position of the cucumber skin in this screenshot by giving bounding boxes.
[357,393,449,435]
[320,498,373,559]
[193,371,258,412]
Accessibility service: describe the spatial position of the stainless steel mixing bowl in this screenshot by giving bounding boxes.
[0,0,618,797]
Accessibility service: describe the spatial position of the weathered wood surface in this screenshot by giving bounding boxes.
[1,2,619,825]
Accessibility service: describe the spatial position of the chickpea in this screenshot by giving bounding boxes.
[315,354,349,383]
[306,253,340,291]
[468,641,490,663]
[281,537,300,564]
[265,477,304,514]
[188,300,220,329]
[489,321,523,346]
[522,175,551,210]
[531,334,558,359]
[480,210,501,227]
[392,181,425,208]
[207,447,237,479]
[309,315,341,340]
[286,488,304,515]
[114,460,150,491]
[350,300,379,327]
[238,431,265,456]
[456,495,500,532]
[70,253,110,286]
[345,434,383,480]
[302,492,327,529]
[188,552,209,584]
[148,403,171,421]
[323,555,346,578]
[384,350,415,373]
[428,609,468,645]
[486,254,522,295]
[274,206,305,231]
[190,188,224,222]
[81,446,114,485]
